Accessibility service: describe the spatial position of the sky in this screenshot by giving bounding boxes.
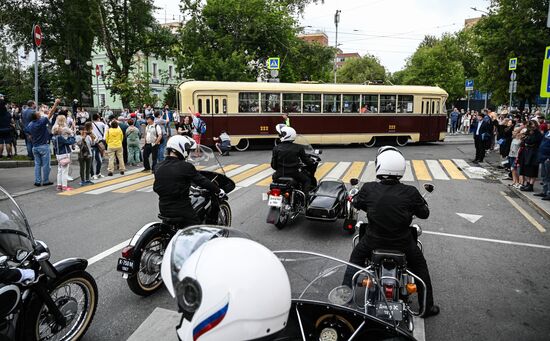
[154,0,490,73]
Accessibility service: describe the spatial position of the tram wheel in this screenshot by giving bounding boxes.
[396,136,409,146]
[363,137,376,148]
[235,138,250,151]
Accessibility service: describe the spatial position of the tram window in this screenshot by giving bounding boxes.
[361,95,378,113]
[343,94,360,113]
[261,93,281,113]
[421,101,424,114]
[432,101,435,114]
[380,95,397,113]
[323,94,341,113]
[282,93,301,113]
[303,94,321,113]
[214,99,219,114]
[222,99,227,113]
[238,92,259,112]
[198,99,203,114]
[206,99,211,114]
[397,95,414,113]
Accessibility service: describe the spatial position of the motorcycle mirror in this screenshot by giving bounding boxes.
[423,183,434,193]
[314,149,322,155]
[350,178,359,186]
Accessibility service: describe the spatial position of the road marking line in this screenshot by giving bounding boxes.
[210,164,240,174]
[439,159,466,180]
[324,161,351,180]
[138,186,154,192]
[342,161,365,183]
[86,175,155,195]
[500,191,546,233]
[315,162,337,179]
[238,168,274,187]
[411,160,432,181]
[452,159,484,179]
[426,160,449,180]
[59,172,150,196]
[88,239,131,266]
[225,164,257,177]
[113,178,155,193]
[256,171,277,187]
[231,163,270,183]
[413,316,425,341]
[361,161,376,182]
[402,161,414,182]
[423,230,550,249]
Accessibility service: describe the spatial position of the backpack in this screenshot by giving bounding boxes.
[79,137,91,159]
[197,119,206,135]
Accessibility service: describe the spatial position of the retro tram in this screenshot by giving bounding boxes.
[176,81,448,150]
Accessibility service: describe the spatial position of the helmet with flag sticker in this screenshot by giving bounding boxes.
[161,226,291,341]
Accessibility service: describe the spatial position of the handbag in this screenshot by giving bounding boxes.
[58,157,71,167]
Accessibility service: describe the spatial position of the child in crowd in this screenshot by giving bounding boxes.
[76,123,95,186]
[508,127,522,189]
[213,131,231,156]
[51,115,75,191]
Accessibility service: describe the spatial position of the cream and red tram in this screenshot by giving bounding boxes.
[176,81,448,150]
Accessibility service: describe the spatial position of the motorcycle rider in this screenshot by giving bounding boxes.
[271,124,316,197]
[161,227,291,341]
[153,135,223,226]
[348,146,440,317]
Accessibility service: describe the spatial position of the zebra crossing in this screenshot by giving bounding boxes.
[58,159,489,196]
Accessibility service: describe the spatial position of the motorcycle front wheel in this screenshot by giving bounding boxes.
[127,235,166,296]
[218,202,232,226]
[23,270,98,341]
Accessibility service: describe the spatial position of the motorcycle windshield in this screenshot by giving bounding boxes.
[294,135,315,154]
[0,186,34,264]
[186,145,235,193]
[274,251,401,329]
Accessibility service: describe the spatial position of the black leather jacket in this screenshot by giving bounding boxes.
[271,141,314,177]
[353,179,429,248]
[153,156,220,218]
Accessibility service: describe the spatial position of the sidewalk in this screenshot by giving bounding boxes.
[483,149,550,221]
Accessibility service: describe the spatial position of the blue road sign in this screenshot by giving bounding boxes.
[267,57,280,70]
[465,79,474,91]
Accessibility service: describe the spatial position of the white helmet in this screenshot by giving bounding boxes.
[161,226,291,341]
[166,135,196,159]
[375,145,406,179]
[275,124,296,142]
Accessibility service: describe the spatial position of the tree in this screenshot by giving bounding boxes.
[336,55,387,84]
[0,0,97,104]
[176,0,333,83]
[164,85,177,108]
[473,0,550,107]
[95,0,175,107]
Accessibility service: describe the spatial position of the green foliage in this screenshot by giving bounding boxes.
[473,0,550,106]
[177,0,334,83]
[164,85,177,108]
[336,55,387,84]
[0,0,97,104]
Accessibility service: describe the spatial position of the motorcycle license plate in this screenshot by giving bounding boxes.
[117,258,135,274]
[268,195,283,207]
[376,302,403,321]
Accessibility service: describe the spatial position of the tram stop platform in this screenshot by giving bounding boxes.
[127,308,180,341]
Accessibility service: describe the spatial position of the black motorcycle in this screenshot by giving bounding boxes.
[117,145,235,296]
[266,136,359,233]
[0,186,98,341]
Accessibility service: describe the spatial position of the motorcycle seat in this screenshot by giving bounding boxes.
[271,177,298,188]
[158,215,188,225]
[371,249,407,267]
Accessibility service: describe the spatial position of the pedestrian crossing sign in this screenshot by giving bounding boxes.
[508,57,517,71]
[540,46,550,97]
[267,57,280,70]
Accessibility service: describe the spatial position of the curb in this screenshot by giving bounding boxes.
[506,183,550,221]
[0,160,59,168]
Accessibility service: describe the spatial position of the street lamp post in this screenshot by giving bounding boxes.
[333,9,341,84]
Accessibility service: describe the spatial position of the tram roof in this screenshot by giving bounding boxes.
[179,80,448,96]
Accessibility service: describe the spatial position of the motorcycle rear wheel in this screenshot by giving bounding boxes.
[275,208,289,229]
[127,235,166,296]
[23,270,98,341]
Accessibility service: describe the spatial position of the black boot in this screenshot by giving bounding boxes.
[423,305,440,318]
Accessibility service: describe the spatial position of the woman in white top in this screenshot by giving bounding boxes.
[462,112,471,134]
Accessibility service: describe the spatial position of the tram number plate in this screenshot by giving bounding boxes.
[117,258,135,273]
[376,302,403,321]
[268,195,283,207]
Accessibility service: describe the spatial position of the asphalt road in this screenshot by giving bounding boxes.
[5,140,550,341]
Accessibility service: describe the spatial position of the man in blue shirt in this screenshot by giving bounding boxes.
[449,108,459,134]
[21,100,37,159]
[26,98,60,186]
[537,130,550,200]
